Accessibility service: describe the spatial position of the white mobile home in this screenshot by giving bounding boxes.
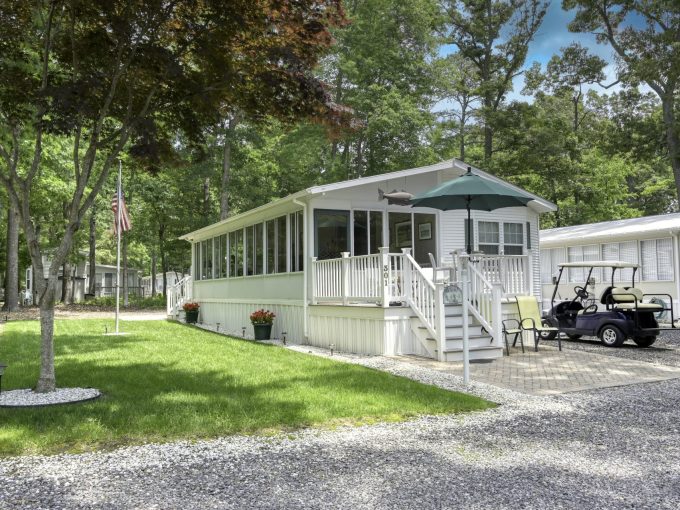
[540,214,680,311]
[171,159,556,361]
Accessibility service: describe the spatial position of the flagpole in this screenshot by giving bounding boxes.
[115,160,122,334]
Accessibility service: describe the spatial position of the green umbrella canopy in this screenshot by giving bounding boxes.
[409,167,534,254]
[409,167,534,211]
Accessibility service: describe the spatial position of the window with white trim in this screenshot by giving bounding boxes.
[478,221,499,255]
[503,222,524,255]
[641,238,674,281]
[602,241,637,282]
[541,248,566,284]
[567,245,599,282]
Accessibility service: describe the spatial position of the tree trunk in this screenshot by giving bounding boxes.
[220,115,240,221]
[35,283,57,393]
[61,262,72,304]
[203,177,211,222]
[483,123,492,162]
[661,95,680,204]
[151,249,157,297]
[159,224,167,297]
[88,206,96,295]
[2,196,19,311]
[122,234,128,306]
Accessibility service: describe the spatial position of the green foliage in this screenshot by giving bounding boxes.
[81,294,165,309]
[0,320,493,456]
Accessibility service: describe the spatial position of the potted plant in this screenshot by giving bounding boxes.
[250,309,275,340]
[183,302,200,324]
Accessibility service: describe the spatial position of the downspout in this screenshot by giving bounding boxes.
[293,198,308,341]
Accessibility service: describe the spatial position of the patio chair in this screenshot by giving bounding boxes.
[503,295,560,352]
[428,252,454,283]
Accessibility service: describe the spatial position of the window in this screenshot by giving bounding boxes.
[229,230,243,277]
[503,223,523,255]
[277,216,287,273]
[220,234,228,278]
[369,211,383,254]
[266,220,276,273]
[296,210,304,270]
[568,244,599,283]
[315,209,349,259]
[641,238,674,281]
[540,248,566,284]
[602,241,637,282]
[201,240,208,279]
[255,223,264,275]
[478,221,499,255]
[214,236,221,278]
[289,212,304,272]
[194,243,201,281]
[246,226,255,276]
[353,210,368,256]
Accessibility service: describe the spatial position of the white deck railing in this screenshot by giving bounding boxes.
[476,254,529,295]
[167,275,193,315]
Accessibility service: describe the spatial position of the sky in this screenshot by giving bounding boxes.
[437,0,642,107]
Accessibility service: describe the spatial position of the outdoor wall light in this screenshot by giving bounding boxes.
[0,363,7,395]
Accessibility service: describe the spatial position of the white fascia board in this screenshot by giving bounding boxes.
[180,190,310,242]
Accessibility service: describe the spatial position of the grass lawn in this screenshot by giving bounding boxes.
[0,320,493,456]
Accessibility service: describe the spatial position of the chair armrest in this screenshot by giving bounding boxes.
[502,318,520,332]
[520,317,537,330]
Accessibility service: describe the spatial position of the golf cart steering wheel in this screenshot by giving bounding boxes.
[573,286,589,301]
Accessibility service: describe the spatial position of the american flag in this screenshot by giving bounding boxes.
[111,188,132,234]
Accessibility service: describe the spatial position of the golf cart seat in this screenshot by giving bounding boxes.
[609,287,663,310]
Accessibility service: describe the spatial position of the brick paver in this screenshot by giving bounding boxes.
[393,346,680,395]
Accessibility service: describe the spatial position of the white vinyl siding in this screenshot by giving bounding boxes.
[641,238,674,281]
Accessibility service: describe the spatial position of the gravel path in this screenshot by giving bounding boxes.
[1,343,679,509]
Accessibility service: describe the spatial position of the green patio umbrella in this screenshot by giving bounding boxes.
[409,167,534,254]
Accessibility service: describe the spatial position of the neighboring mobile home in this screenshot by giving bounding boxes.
[171,159,556,361]
[540,213,680,313]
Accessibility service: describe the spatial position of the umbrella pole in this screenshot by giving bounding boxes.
[466,197,471,254]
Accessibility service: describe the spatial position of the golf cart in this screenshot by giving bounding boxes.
[543,261,675,347]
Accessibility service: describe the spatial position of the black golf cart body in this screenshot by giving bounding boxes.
[543,261,675,347]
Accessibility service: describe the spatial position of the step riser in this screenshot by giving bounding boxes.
[442,348,503,362]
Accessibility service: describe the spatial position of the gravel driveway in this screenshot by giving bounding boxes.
[1,333,679,509]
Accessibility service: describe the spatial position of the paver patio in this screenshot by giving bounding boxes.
[393,345,680,395]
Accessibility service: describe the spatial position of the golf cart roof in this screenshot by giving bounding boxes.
[558,261,639,269]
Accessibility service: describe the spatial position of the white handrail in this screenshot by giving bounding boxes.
[476,254,529,295]
[403,252,438,339]
[467,262,502,346]
[167,275,193,315]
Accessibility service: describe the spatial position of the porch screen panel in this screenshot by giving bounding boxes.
[296,211,304,271]
[206,238,214,279]
[266,220,276,274]
[478,221,499,255]
[414,213,436,266]
[221,234,228,278]
[194,243,201,281]
[255,223,264,275]
[315,209,349,259]
[214,236,221,279]
[236,230,244,276]
[277,215,287,273]
[353,210,368,256]
[370,211,383,253]
[289,212,303,272]
[246,226,255,276]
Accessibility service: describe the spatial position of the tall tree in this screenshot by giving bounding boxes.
[564,0,680,204]
[444,0,547,161]
[0,0,345,393]
[2,194,19,311]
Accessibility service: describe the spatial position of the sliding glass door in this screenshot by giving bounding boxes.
[315,209,350,260]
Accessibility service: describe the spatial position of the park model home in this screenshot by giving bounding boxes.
[540,213,680,313]
[172,159,556,361]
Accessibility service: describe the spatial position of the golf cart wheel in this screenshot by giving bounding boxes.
[633,336,656,348]
[567,334,582,340]
[539,329,557,340]
[599,325,625,347]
